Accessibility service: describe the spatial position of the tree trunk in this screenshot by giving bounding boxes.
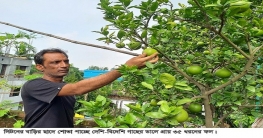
[203,95,214,128]
[252,118,263,128]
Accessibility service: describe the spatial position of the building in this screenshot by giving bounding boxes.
[0,56,32,110]
[83,69,122,81]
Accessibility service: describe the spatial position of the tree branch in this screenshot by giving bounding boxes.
[0,21,140,56]
[205,55,254,95]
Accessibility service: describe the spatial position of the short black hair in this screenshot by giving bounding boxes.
[34,48,68,65]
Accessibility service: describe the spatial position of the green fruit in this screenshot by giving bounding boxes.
[203,50,210,55]
[254,29,263,36]
[116,42,125,48]
[197,41,205,46]
[150,99,157,106]
[215,68,232,78]
[175,109,189,123]
[189,103,202,113]
[236,54,245,59]
[230,4,250,13]
[143,47,158,56]
[186,65,203,75]
[229,1,251,14]
[128,41,141,50]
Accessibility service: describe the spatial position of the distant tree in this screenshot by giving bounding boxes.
[29,64,39,74]
[86,65,108,71]
[64,64,84,83]
[0,31,36,59]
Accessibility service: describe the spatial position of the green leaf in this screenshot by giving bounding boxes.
[137,121,148,128]
[246,86,256,92]
[256,92,263,97]
[145,112,167,119]
[124,113,137,125]
[75,108,89,113]
[123,0,131,7]
[94,118,107,127]
[170,107,183,115]
[113,5,125,10]
[13,120,24,128]
[141,82,153,90]
[251,111,263,117]
[166,117,179,125]
[106,121,114,128]
[165,85,173,89]
[125,104,142,112]
[175,81,189,87]
[205,4,221,8]
[176,98,192,105]
[231,106,238,111]
[117,30,126,39]
[217,102,224,107]
[151,69,159,74]
[118,124,129,128]
[174,86,193,91]
[117,116,125,124]
[234,101,242,106]
[160,102,171,113]
[96,95,107,106]
[161,38,169,43]
[0,36,6,41]
[145,62,154,68]
[150,2,158,11]
[141,30,147,38]
[93,109,109,117]
[0,109,9,117]
[157,100,168,105]
[159,73,176,88]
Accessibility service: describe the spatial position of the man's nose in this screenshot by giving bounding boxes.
[60,61,69,67]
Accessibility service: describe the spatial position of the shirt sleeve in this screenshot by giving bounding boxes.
[23,78,67,103]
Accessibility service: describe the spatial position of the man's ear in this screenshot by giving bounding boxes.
[36,64,44,72]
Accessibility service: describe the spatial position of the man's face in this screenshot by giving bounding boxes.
[37,53,70,78]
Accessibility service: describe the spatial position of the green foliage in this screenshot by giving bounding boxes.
[64,64,84,83]
[86,66,108,71]
[0,80,9,90]
[86,80,124,101]
[78,95,203,128]
[24,74,43,80]
[14,69,25,76]
[0,100,25,128]
[89,0,263,128]
[0,31,36,59]
[29,64,39,74]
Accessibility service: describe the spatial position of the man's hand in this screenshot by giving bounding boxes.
[125,52,159,68]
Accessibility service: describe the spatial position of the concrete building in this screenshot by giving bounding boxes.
[0,56,32,110]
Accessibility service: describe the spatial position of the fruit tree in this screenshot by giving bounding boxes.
[84,0,263,128]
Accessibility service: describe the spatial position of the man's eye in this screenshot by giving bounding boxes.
[51,61,60,64]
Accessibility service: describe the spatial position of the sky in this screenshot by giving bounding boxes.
[0,0,187,70]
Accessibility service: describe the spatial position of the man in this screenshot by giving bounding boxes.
[21,48,158,128]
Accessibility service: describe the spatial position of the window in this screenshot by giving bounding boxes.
[18,66,27,71]
[14,65,27,78]
[0,64,7,78]
[9,87,21,97]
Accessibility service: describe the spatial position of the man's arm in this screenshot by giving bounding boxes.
[58,53,158,96]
